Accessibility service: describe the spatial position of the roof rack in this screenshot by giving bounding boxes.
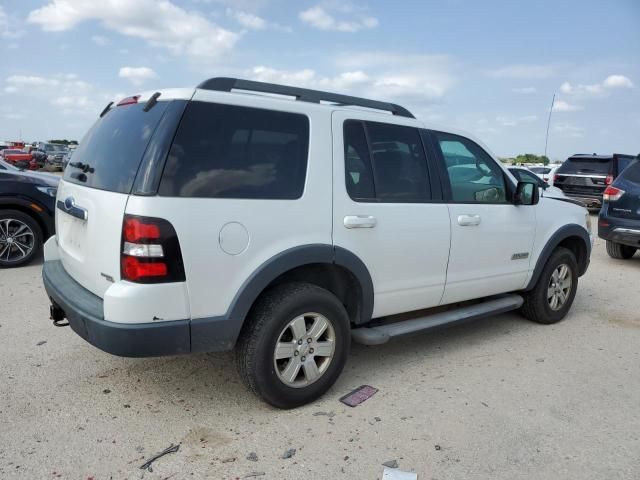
[197,77,415,119]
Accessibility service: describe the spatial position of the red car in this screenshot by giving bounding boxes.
[0,149,37,170]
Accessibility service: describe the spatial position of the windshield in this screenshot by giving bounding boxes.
[557,157,610,175]
[4,150,23,155]
[63,101,170,193]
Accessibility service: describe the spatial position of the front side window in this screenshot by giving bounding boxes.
[434,132,507,203]
[343,120,430,202]
[159,102,309,199]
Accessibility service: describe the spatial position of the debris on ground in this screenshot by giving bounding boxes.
[382,467,418,480]
[102,389,111,394]
[382,460,398,468]
[281,448,296,459]
[36,340,47,346]
[312,411,335,417]
[374,416,382,422]
[221,457,236,463]
[244,472,265,478]
[247,452,258,462]
[140,444,180,472]
[434,445,441,451]
[340,385,378,407]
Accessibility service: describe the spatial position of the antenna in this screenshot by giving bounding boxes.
[544,93,555,159]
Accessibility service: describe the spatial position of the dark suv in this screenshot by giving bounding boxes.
[598,157,640,259]
[554,153,636,210]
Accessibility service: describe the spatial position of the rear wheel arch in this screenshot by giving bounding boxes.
[526,224,590,290]
[194,244,374,352]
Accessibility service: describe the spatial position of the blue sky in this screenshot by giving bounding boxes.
[1,0,638,160]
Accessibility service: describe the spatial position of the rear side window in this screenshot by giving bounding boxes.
[63,101,170,193]
[343,120,431,202]
[159,102,309,199]
[620,160,640,184]
[557,157,611,175]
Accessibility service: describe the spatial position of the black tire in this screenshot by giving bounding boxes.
[520,247,578,324]
[235,282,351,409]
[605,241,636,259]
[0,209,43,268]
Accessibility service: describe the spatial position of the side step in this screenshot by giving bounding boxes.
[351,294,524,345]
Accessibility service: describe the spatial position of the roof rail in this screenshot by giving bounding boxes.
[197,77,415,119]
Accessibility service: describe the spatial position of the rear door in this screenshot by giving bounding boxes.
[332,112,451,318]
[608,161,640,220]
[429,130,537,304]
[55,96,183,297]
[554,157,611,198]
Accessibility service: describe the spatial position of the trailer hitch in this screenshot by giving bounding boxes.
[50,304,69,327]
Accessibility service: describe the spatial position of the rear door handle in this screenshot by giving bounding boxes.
[457,214,481,226]
[344,215,377,229]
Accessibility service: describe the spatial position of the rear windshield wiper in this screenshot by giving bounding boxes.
[69,161,94,174]
[143,92,161,112]
[99,101,113,118]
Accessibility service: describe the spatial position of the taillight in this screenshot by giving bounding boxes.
[603,185,625,202]
[120,215,185,284]
[553,174,560,183]
[605,174,614,185]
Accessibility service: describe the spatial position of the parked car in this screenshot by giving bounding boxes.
[554,153,636,210]
[36,143,68,171]
[598,157,640,259]
[528,166,556,184]
[0,169,59,267]
[0,149,37,170]
[508,166,567,200]
[43,78,592,408]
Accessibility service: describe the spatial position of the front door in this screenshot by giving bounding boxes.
[429,130,537,305]
[332,112,451,319]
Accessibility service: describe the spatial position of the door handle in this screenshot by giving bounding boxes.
[457,214,481,226]
[344,215,377,229]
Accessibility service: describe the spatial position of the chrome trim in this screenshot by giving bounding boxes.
[556,173,608,179]
[613,228,640,236]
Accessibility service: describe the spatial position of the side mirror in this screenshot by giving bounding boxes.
[514,181,539,205]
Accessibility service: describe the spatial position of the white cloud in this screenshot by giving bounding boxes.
[28,0,239,63]
[552,99,582,112]
[91,35,110,46]
[3,73,106,116]
[299,5,378,32]
[486,64,556,79]
[0,6,25,39]
[603,74,633,89]
[226,8,266,30]
[560,75,634,98]
[496,115,538,127]
[554,122,584,138]
[248,52,455,110]
[118,66,157,86]
[512,87,537,94]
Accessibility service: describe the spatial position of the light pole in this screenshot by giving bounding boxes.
[544,93,555,160]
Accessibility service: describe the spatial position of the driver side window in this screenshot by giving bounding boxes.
[434,132,507,203]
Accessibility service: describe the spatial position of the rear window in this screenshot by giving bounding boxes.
[63,101,170,193]
[158,102,309,199]
[557,157,610,175]
[529,167,550,174]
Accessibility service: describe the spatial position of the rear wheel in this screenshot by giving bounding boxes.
[605,241,636,259]
[520,247,578,324]
[0,210,42,268]
[235,282,351,409]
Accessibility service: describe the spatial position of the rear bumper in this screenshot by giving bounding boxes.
[42,260,238,357]
[560,192,603,208]
[598,215,640,248]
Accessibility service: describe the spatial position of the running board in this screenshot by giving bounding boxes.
[351,294,524,346]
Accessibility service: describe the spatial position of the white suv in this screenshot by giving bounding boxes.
[43,78,592,408]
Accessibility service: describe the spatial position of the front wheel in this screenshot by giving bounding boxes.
[520,247,578,324]
[235,282,351,409]
[605,241,636,259]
